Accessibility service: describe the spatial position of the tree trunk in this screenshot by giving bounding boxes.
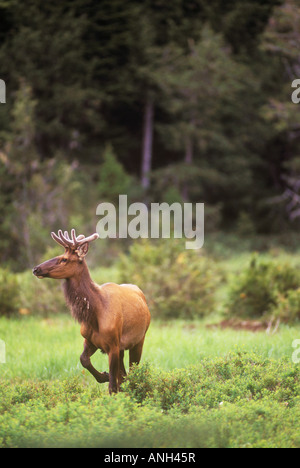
[182,133,193,201]
[141,96,154,190]
[185,135,193,165]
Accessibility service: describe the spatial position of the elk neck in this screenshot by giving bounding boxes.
[63,260,100,327]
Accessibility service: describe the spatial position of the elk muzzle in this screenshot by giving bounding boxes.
[32,256,60,279]
[32,265,48,279]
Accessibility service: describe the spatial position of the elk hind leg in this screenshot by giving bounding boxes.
[108,347,120,394]
[129,337,145,369]
[119,350,127,386]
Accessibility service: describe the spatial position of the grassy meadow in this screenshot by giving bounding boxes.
[0,315,300,448]
[1,315,300,380]
[1,246,300,448]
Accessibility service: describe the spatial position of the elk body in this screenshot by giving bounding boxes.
[33,229,151,394]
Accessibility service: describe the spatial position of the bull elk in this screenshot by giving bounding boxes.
[32,229,151,394]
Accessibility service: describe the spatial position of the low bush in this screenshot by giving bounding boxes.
[1,352,299,447]
[118,239,222,319]
[0,264,68,318]
[271,288,300,323]
[124,352,300,412]
[0,268,20,317]
[226,254,300,321]
[18,271,66,316]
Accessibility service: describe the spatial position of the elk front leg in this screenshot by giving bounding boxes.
[80,339,109,383]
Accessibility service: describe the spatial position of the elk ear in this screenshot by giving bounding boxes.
[76,242,89,259]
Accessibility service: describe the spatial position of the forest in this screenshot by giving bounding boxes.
[0,0,300,270]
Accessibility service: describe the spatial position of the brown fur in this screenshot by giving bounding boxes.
[33,235,151,394]
[63,263,101,329]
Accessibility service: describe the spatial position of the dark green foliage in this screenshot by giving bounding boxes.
[0,0,299,271]
[97,144,141,203]
[209,0,283,54]
[0,1,100,153]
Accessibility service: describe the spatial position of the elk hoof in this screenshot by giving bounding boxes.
[97,372,109,383]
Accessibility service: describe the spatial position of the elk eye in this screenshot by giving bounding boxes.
[61,258,68,263]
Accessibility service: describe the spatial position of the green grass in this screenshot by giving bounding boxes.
[0,315,300,447]
[1,315,299,378]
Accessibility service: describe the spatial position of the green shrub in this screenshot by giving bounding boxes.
[18,271,66,316]
[226,254,300,320]
[124,352,300,412]
[271,288,300,323]
[123,362,157,404]
[0,268,20,317]
[119,239,221,319]
[0,352,300,447]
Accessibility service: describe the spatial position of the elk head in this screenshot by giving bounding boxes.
[32,229,99,280]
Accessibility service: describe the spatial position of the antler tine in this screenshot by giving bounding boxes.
[51,229,99,249]
[76,233,99,245]
[71,228,77,245]
[51,231,68,248]
[58,229,73,247]
[64,231,71,241]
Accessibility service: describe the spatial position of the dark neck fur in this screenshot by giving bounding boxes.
[63,261,98,327]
